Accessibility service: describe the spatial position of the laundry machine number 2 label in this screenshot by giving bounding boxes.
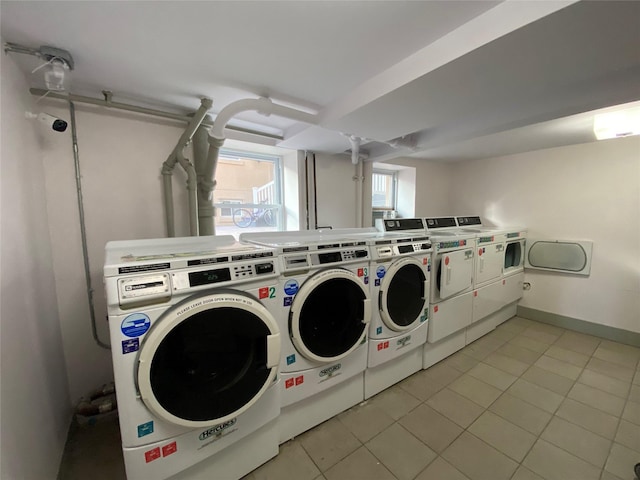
[259,286,276,299]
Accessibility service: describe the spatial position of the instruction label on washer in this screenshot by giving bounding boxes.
[121,313,150,338]
[137,421,154,438]
[284,279,299,295]
[376,266,386,278]
[122,338,139,354]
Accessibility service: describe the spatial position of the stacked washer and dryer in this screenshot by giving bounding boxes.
[104,235,282,480]
[239,230,371,444]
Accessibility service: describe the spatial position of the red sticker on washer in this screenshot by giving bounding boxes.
[444,256,450,266]
[474,291,478,297]
[258,287,269,299]
[285,378,295,389]
[144,447,161,463]
[423,257,428,265]
[357,268,364,277]
[503,279,506,285]
[434,305,439,313]
[478,249,483,256]
[162,442,177,457]
[295,375,304,385]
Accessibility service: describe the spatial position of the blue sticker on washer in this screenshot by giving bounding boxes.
[283,296,293,306]
[284,279,299,296]
[376,266,386,278]
[286,354,296,365]
[364,276,369,285]
[376,326,383,335]
[121,313,151,338]
[137,421,154,438]
[374,279,381,287]
[122,338,139,354]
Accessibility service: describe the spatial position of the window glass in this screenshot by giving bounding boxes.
[213,148,282,236]
[372,170,396,209]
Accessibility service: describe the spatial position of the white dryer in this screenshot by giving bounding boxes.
[239,230,371,444]
[503,227,527,306]
[423,217,477,345]
[335,220,432,398]
[104,235,281,480]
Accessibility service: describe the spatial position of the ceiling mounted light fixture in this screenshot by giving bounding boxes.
[593,106,640,140]
[4,42,74,92]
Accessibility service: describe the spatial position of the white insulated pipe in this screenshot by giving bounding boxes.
[348,135,364,227]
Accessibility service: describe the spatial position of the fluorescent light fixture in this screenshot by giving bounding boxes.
[593,107,640,140]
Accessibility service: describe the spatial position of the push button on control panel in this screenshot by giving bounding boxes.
[255,262,274,275]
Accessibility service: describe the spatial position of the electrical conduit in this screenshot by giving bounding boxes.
[348,135,364,228]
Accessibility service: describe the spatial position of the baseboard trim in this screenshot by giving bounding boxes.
[517,306,640,348]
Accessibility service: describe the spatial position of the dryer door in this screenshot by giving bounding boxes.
[379,257,428,332]
[437,248,473,299]
[289,268,371,363]
[504,239,524,274]
[136,291,281,428]
[476,242,505,285]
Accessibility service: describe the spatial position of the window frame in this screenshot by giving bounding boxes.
[371,169,397,211]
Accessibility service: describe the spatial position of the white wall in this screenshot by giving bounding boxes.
[383,157,453,217]
[449,137,640,333]
[1,50,71,479]
[40,102,194,402]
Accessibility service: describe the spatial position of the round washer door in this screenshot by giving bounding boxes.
[289,268,371,363]
[137,291,281,428]
[379,257,428,332]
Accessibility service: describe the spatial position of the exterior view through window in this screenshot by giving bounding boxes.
[212,149,282,236]
[372,170,397,225]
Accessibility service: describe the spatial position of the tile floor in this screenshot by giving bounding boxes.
[58,317,640,480]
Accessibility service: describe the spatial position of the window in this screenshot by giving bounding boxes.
[212,148,283,236]
[372,170,396,210]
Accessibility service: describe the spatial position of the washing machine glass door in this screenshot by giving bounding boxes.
[289,268,371,363]
[504,240,523,271]
[379,257,427,331]
[137,291,281,428]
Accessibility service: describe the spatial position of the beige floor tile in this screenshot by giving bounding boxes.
[540,416,612,468]
[369,384,420,420]
[423,361,464,386]
[448,374,502,408]
[443,351,479,373]
[467,362,517,391]
[497,343,542,364]
[534,354,583,380]
[587,357,635,383]
[511,466,545,480]
[252,440,320,480]
[399,404,463,453]
[629,384,640,402]
[442,432,518,480]
[578,369,631,399]
[483,352,529,376]
[634,370,640,386]
[313,476,326,480]
[462,344,494,361]
[508,317,537,329]
[522,439,601,480]
[555,398,619,439]
[510,335,549,354]
[554,330,601,356]
[484,327,518,343]
[521,365,575,396]
[597,341,640,367]
[414,456,470,480]
[526,321,565,337]
[568,383,626,417]
[337,401,395,443]
[600,470,624,480]
[427,388,485,428]
[397,368,444,401]
[521,327,560,345]
[470,334,506,352]
[545,345,590,367]
[366,423,436,480]
[622,400,640,426]
[489,393,552,435]
[468,411,536,462]
[604,443,640,480]
[324,446,395,480]
[507,379,564,413]
[614,419,640,453]
[298,418,361,472]
[495,320,527,335]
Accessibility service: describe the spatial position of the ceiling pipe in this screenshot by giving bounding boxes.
[346,135,365,227]
[199,97,319,236]
[162,97,212,237]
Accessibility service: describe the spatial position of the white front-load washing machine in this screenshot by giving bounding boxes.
[240,230,371,444]
[363,219,432,398]
[104,235,281,480]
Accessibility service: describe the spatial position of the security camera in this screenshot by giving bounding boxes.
[26,112,68,132]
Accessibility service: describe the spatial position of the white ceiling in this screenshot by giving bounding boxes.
[2,1,639,161]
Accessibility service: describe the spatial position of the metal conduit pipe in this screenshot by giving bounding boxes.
[348,135,364,228]
[199,135,224,235]
[192,121,216,235]
[161,98,212,236]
